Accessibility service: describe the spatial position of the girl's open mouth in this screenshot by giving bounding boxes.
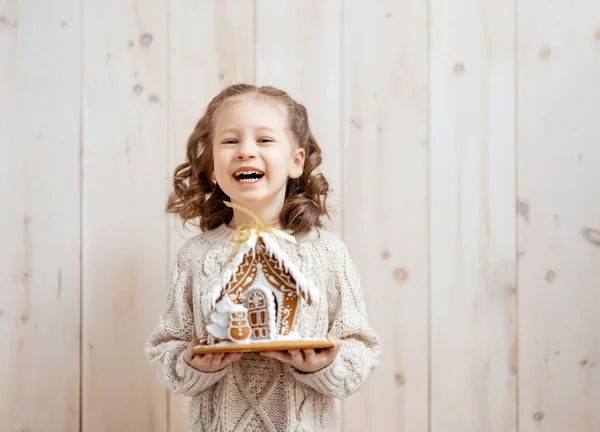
[232,169,265,184]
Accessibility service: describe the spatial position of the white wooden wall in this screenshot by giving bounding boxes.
[1,1,599,431]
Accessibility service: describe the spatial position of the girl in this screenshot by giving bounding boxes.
[145,83,382,431]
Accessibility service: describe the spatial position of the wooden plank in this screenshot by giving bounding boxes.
[0,1,81,430]
[82,1,168,430]
[255,0,342,234]
[517,1,600,430]
[429,0,517,429]
[342,1,429,431]
[167,1,254,429]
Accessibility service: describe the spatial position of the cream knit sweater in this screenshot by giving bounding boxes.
[145,224,382,431]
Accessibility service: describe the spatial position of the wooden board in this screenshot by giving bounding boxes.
[342,2,429,431]
[429,0,517,430]
[517,1,600,430]
[255,0,343,235]
[0,1,81,430]
[167,1,255,430]
[82,1,168,430]
[193,339,333,355]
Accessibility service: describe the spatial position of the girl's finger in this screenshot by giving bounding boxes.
[221,353,241,365]
[288,349,303,364]
[200,354,214,365]
[211,352,225,365]
[184,338,198,363]
[303,349,316,364]
[224,353,242,362]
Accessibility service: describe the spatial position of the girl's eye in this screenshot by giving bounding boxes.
[258,138,274,143]
[222,139,237,145]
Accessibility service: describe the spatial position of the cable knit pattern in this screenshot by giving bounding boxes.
[145,224,382,431]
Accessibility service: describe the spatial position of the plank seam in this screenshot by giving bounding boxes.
[166,2,172,431]
[79,1,84,431]
[514,0,520,429]
[426,0,432,428]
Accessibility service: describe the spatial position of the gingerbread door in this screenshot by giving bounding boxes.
[246,289,271,340]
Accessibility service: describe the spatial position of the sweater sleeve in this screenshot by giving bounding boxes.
[144,242,229,397]
[290,241,382,399]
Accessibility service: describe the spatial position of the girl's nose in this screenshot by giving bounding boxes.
[235,139,257,160]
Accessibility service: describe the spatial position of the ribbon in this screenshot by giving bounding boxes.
[221,201,296,269]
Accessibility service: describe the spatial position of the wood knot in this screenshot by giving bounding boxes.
[581,359,589,367]
[381,250,391,260]
[133,84,143,94]
[545,270,556,283]
[140,32,153,46]
[394,267,409,282]
[533,411,544,421]
[147,94,160,103]
[453,63,465,74]
[394,373,405,386]
[581,227,600,247]
[538,45,551,60]
[517,199,529,222]
[594,28,600,41]
[350,117,362,129]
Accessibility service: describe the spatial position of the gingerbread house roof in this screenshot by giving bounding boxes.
[203,231,319,316]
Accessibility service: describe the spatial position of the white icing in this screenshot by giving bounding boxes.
[216,294,246,314]
[210,311,229,328]
[286,330,301,339]
[206,322,229,340]
[206,295,248,341]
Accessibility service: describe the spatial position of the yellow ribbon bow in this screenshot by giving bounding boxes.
[224,201,296,244]
[221,201,296,269]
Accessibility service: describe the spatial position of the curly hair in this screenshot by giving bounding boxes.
[165,83,331,236]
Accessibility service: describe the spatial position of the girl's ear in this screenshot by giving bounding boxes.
[289,147,306,179]
[211,170,216,182]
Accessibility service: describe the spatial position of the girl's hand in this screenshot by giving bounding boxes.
[183,338,242,373]
[259,335,342,373]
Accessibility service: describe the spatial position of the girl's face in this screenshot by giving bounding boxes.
[211,94,305,212]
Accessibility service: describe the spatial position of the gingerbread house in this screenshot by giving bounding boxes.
[204,231,319,345]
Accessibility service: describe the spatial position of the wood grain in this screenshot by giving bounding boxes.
[82,1,168,430]
[0,1,81,430]
[517,0,600,430]
[342,1,429,430]
[429,0,517,429]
